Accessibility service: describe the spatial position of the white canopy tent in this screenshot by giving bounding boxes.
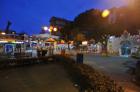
[34,33,59,39]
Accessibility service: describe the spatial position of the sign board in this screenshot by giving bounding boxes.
[5,44,14,54]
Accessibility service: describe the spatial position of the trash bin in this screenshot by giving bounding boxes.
[76,53,83,64]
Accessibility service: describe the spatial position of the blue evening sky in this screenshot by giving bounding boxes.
[0,0,128,35]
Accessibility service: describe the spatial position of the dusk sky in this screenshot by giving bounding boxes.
[0,0,129,35]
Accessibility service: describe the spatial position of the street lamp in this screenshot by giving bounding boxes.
[42,26,58,36]
[49,26,58,35]
[53,27,58,32]
[1,32,6,35]
[42,26,48,31]
[48,28,52,32]
[102,9,110,18]
[49,26,53,31]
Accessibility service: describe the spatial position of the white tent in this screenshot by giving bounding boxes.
[34,33,59,39]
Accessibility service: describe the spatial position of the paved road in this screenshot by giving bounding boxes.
[83,54,140,92]
[0,64,78,92]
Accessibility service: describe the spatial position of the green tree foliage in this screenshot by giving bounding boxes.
[61,22,74,41]
[74,9,108,41]
[74,9,103,28]
[62,4,140,42]
[75,33,85,42]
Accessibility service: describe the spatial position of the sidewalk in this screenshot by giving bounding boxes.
[0,64,78,92]
[83,54,140,92]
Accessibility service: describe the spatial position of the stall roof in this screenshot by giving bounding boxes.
[34,33,59,39]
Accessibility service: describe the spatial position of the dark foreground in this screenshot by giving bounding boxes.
[0,64,78,92]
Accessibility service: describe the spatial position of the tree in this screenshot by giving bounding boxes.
[73,9,108,42]
[61,5,140,42]
[75,33,86,42]
[61,22,74,41]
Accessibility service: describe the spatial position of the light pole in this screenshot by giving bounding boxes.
[48,26,58,38]
[47,26,58,55]
[42,26,58,35]
[48,28,52,36]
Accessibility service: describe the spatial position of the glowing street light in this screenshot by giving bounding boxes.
[42,26,58,35]
[102,9,110,18]
[53,27,57,32]
[43,26,48,31]
[48,28,52,32]
[1,32,6,35]
[49,26,53,30]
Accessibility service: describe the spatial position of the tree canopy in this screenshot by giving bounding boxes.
[73,9,109,41]
[61,4,140,42]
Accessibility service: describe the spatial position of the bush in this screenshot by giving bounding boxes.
[54,55,124,92]
[0,56,57,69]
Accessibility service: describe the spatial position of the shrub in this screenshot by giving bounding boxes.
[54,55,124,92]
